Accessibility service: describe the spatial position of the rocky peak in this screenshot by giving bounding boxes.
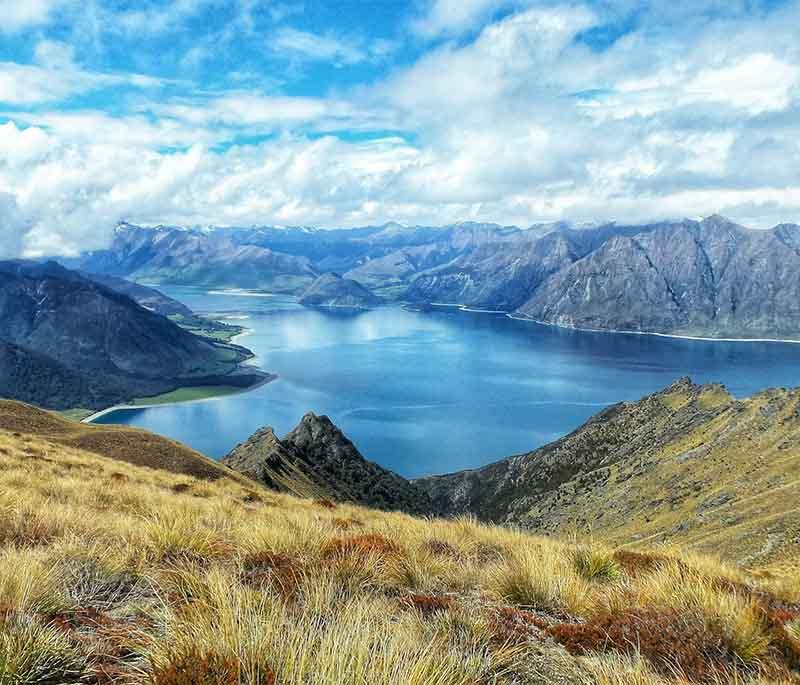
[223,414,433,514]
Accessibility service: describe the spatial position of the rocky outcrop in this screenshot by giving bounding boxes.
[299,273,381,308]
[223,413,433,514]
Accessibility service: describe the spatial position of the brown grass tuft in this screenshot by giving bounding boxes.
[321,534,401,561]
[314,498,337,510]
[150,647,245,685]
[399,593,455,617]
[487,606,548,646]
[241,552,305,598]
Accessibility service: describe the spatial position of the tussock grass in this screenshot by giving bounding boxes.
[0,428,798,684]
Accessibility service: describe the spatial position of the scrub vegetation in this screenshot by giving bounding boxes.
[0,427,798,684]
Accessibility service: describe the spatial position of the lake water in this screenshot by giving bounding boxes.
[92,287,800,478]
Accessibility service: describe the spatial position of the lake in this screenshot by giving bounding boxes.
[92,287,800,478]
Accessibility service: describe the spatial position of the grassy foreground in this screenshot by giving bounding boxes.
[1,429,799,684]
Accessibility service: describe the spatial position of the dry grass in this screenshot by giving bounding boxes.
[0,427,798,684]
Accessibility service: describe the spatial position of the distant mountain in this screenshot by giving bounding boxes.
[416,378,800,565]
[85,271,243,341]
[517,216,800,339]
[72,216,800,339]
[222,413,432,514]
[0,261,260,410]
[76,224,318,292]
[299,273,380,308]
[81,271,194,317]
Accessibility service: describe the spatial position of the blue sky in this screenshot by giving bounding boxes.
[1,0,800,256]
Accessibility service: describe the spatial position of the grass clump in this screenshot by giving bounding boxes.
[0,613,84,684]
[493,544,593,617]
[572,545,622,582]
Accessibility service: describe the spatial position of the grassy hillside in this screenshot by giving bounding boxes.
[0,400,248,484]
[419,379,800,567]
[1,423,799,683]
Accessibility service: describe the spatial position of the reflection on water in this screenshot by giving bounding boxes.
[93,287,800,478]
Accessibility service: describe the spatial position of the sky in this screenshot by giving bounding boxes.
[1,0,800,256]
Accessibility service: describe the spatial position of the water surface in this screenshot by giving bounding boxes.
[93,287,800,478]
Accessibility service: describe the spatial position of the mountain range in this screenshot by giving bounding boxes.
[0,261,262,410]
[218,378,799,567]
[71,215,800,339]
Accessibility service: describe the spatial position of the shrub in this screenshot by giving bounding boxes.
[313,498,337,510]
[423,539,461,559]
[399,594,454,618]
[548,609,732,682]
[321,534,400,561]
[241,552,305,598]
[612,550,670,578]
[486,607,547,646]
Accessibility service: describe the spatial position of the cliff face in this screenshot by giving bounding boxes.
[222,413,432,514]
[416,378,800,565]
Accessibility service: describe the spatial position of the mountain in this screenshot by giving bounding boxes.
[5,410,798,685]
[417,378,800,566]
[72,216,800,338]
[517,216,800,338]
[80,271,194,317]
[298,272,381,308]
[85,271,243,341]
[222,413,432,514]
[0,260,261,410]
[77,223,319,292]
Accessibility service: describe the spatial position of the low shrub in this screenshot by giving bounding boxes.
[321,534,400,561]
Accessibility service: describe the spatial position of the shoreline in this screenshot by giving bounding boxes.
[81,373,277,424]
[427,302,800,345]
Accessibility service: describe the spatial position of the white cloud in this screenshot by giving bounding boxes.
[0,193,26,258]
[2,0,800,258]
[412,0,509,39]
[0,0,67,33]
[269,27,394,66]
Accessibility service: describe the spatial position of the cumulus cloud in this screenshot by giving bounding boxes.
[1,0,800,257]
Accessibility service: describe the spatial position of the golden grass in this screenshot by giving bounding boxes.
[0,428,798,684]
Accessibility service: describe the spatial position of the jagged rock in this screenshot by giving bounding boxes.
[223,413,432,514]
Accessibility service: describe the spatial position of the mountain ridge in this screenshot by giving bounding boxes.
[70,215,800,339]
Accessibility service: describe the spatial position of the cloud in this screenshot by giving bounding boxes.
[2,0,800,258]
[411,0,535,39]
[0,193,26,258]
[0,0,67,33]
[269,27,394,66]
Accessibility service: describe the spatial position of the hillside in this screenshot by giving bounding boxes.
[0,260,261,409]
[0,400,249,483]
[222,413,431,514]
[417,378,800,567]
[75,218,800,339]
[298,272,381,308]
[1,418,798,684]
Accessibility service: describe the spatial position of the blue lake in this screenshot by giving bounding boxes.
[92,287,800,478]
